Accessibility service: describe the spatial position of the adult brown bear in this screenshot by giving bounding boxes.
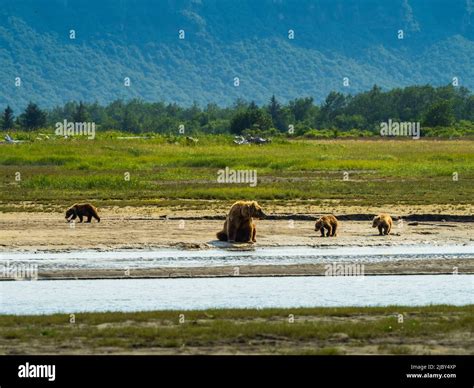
[372,214,392,235]
[314,215,339,237]
[65,203,100,223]
[216,201,266,243]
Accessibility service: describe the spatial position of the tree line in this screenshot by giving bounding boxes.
[2,84,473,136]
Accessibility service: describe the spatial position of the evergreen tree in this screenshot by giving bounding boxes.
[230,102,272,135]
[1,106,14,130]
[20,103,47,130]
[73,101,89,122]
[267,95,286,131]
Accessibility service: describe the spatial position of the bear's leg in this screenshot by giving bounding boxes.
[252,223,257,242]
[378,225,383,235]
[216,230,228,241]
[385,224,391,235]
[78,215,83,223]
[326,225,332,237]
[236,223,252,242]
[331,223,337,237]
[86,215,92,223]
[227,224,238,242]
[320,228,325,237]
[217,220,228,241]
[234,228,243,242]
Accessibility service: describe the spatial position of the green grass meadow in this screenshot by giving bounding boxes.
[1,132,473,209]
[1,305,472,354]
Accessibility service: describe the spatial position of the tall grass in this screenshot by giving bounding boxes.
[1,132,473,207]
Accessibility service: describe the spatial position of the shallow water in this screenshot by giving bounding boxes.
[1,275,472,314]
[0,244,473,270]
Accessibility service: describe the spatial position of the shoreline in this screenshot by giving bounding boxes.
[2,239,474,252]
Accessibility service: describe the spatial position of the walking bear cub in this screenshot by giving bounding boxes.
[315,215,339,237]
[372,213,392,235]
[216,201,266,243]
[65,203,100,223]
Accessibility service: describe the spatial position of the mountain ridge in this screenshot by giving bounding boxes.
[0,0,473,112]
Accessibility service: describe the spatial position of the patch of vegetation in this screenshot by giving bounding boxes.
[0,135,472,209]
[3,85,474,138]
[0,305,472,355]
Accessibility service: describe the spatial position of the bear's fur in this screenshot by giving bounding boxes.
[65,203,100,223]
[216,201,266,243]
[372,213,392,235]
[314,215,339,237]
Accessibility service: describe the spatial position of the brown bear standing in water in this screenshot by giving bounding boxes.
[314,215,339,237]
[372,214,392,235]
[216,201,266,243]
[65,203,100,223]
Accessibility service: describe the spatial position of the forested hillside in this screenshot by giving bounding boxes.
[0,0,473,111]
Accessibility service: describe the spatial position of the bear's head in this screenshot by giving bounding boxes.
[65,207,77,221]
[372,216,381,228]
[241,201,266,219]
[315,219,324,231]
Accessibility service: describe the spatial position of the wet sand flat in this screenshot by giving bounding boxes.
[0,206,473,252]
